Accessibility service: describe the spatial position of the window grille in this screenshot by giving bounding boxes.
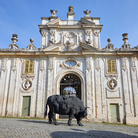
[24,60,34,74]
[107,59,116,73]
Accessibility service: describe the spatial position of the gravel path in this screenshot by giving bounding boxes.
[0,118,138,138]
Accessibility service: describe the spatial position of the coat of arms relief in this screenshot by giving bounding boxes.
[64,32,78,51]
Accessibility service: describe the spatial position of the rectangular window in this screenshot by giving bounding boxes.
[107,59,116,73]
[24,60,34,74]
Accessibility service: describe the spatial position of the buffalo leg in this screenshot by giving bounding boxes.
[77,119,83,126]
[68,114,73,126]
[48,111,52,124]
[52,112,58,125]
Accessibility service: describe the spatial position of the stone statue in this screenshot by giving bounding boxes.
[50,9,58,17]
[69,6,74,13]
[44,95,88,126]
[83,10,91,17]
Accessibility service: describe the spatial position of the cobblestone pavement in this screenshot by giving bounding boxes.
[0,118,138,138]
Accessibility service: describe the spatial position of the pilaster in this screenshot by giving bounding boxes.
[36,60,46,118]
[6,58,17,116]
[121,57,132,121]
[85,56,93,118]
[130,57,138,117]
[47,56,55,98]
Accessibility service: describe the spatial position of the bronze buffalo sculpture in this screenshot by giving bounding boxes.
[44,95,87,126]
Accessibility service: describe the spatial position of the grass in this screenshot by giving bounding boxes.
[102,121,138,127]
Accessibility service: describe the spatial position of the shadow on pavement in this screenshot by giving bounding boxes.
[50,130,137,138]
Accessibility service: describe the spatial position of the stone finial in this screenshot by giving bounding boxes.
[122,33,131,49]
[69,6,74,13]
[30,38,34,43]
[27,38,36,50]
[105,38,114,50]
[50,9,58,17]
[67,6,75,20]
[84,10,91,17]
[9,34,19,49]
[11,34,18,44]
[107,38,111,43]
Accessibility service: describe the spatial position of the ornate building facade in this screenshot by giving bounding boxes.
[0,6,138,125]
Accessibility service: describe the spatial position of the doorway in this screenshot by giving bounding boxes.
[110,104,120,122]
[60,74,81,99]
[22,96,31,116]
[60,74,81,118]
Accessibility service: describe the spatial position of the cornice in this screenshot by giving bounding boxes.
[0,50,137,57]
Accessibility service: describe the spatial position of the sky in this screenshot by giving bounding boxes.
[0,0,138,49]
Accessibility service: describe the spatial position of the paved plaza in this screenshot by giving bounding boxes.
[0,118,138,138]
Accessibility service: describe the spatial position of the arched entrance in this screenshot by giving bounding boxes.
[60,74,81,99]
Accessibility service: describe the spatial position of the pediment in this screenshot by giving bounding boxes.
[81,18,95,26]
[43,44,60,51]
[80,42,97,51]
[47,18,60,25]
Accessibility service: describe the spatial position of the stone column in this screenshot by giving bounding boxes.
[36,60,46,118]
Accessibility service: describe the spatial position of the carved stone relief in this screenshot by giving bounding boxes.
[11,59,17,72]
[95,58,101,71]
[122,58,128,72]
[85,30,92,44]
[131,57,137,72]
[39,60,45,72]
[1,59,7,72]
[64,32,77,51]
[86,57,92,71]
[49,31,56,45]
[41,32,47,37]
[22,79,32,90]
[108,79,117,90]
[94,31,100,37]
[48,57,54,71]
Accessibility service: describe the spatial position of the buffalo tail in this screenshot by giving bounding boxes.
[44,102,48,118]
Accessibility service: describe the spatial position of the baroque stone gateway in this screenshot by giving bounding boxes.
[0,6,138,125]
